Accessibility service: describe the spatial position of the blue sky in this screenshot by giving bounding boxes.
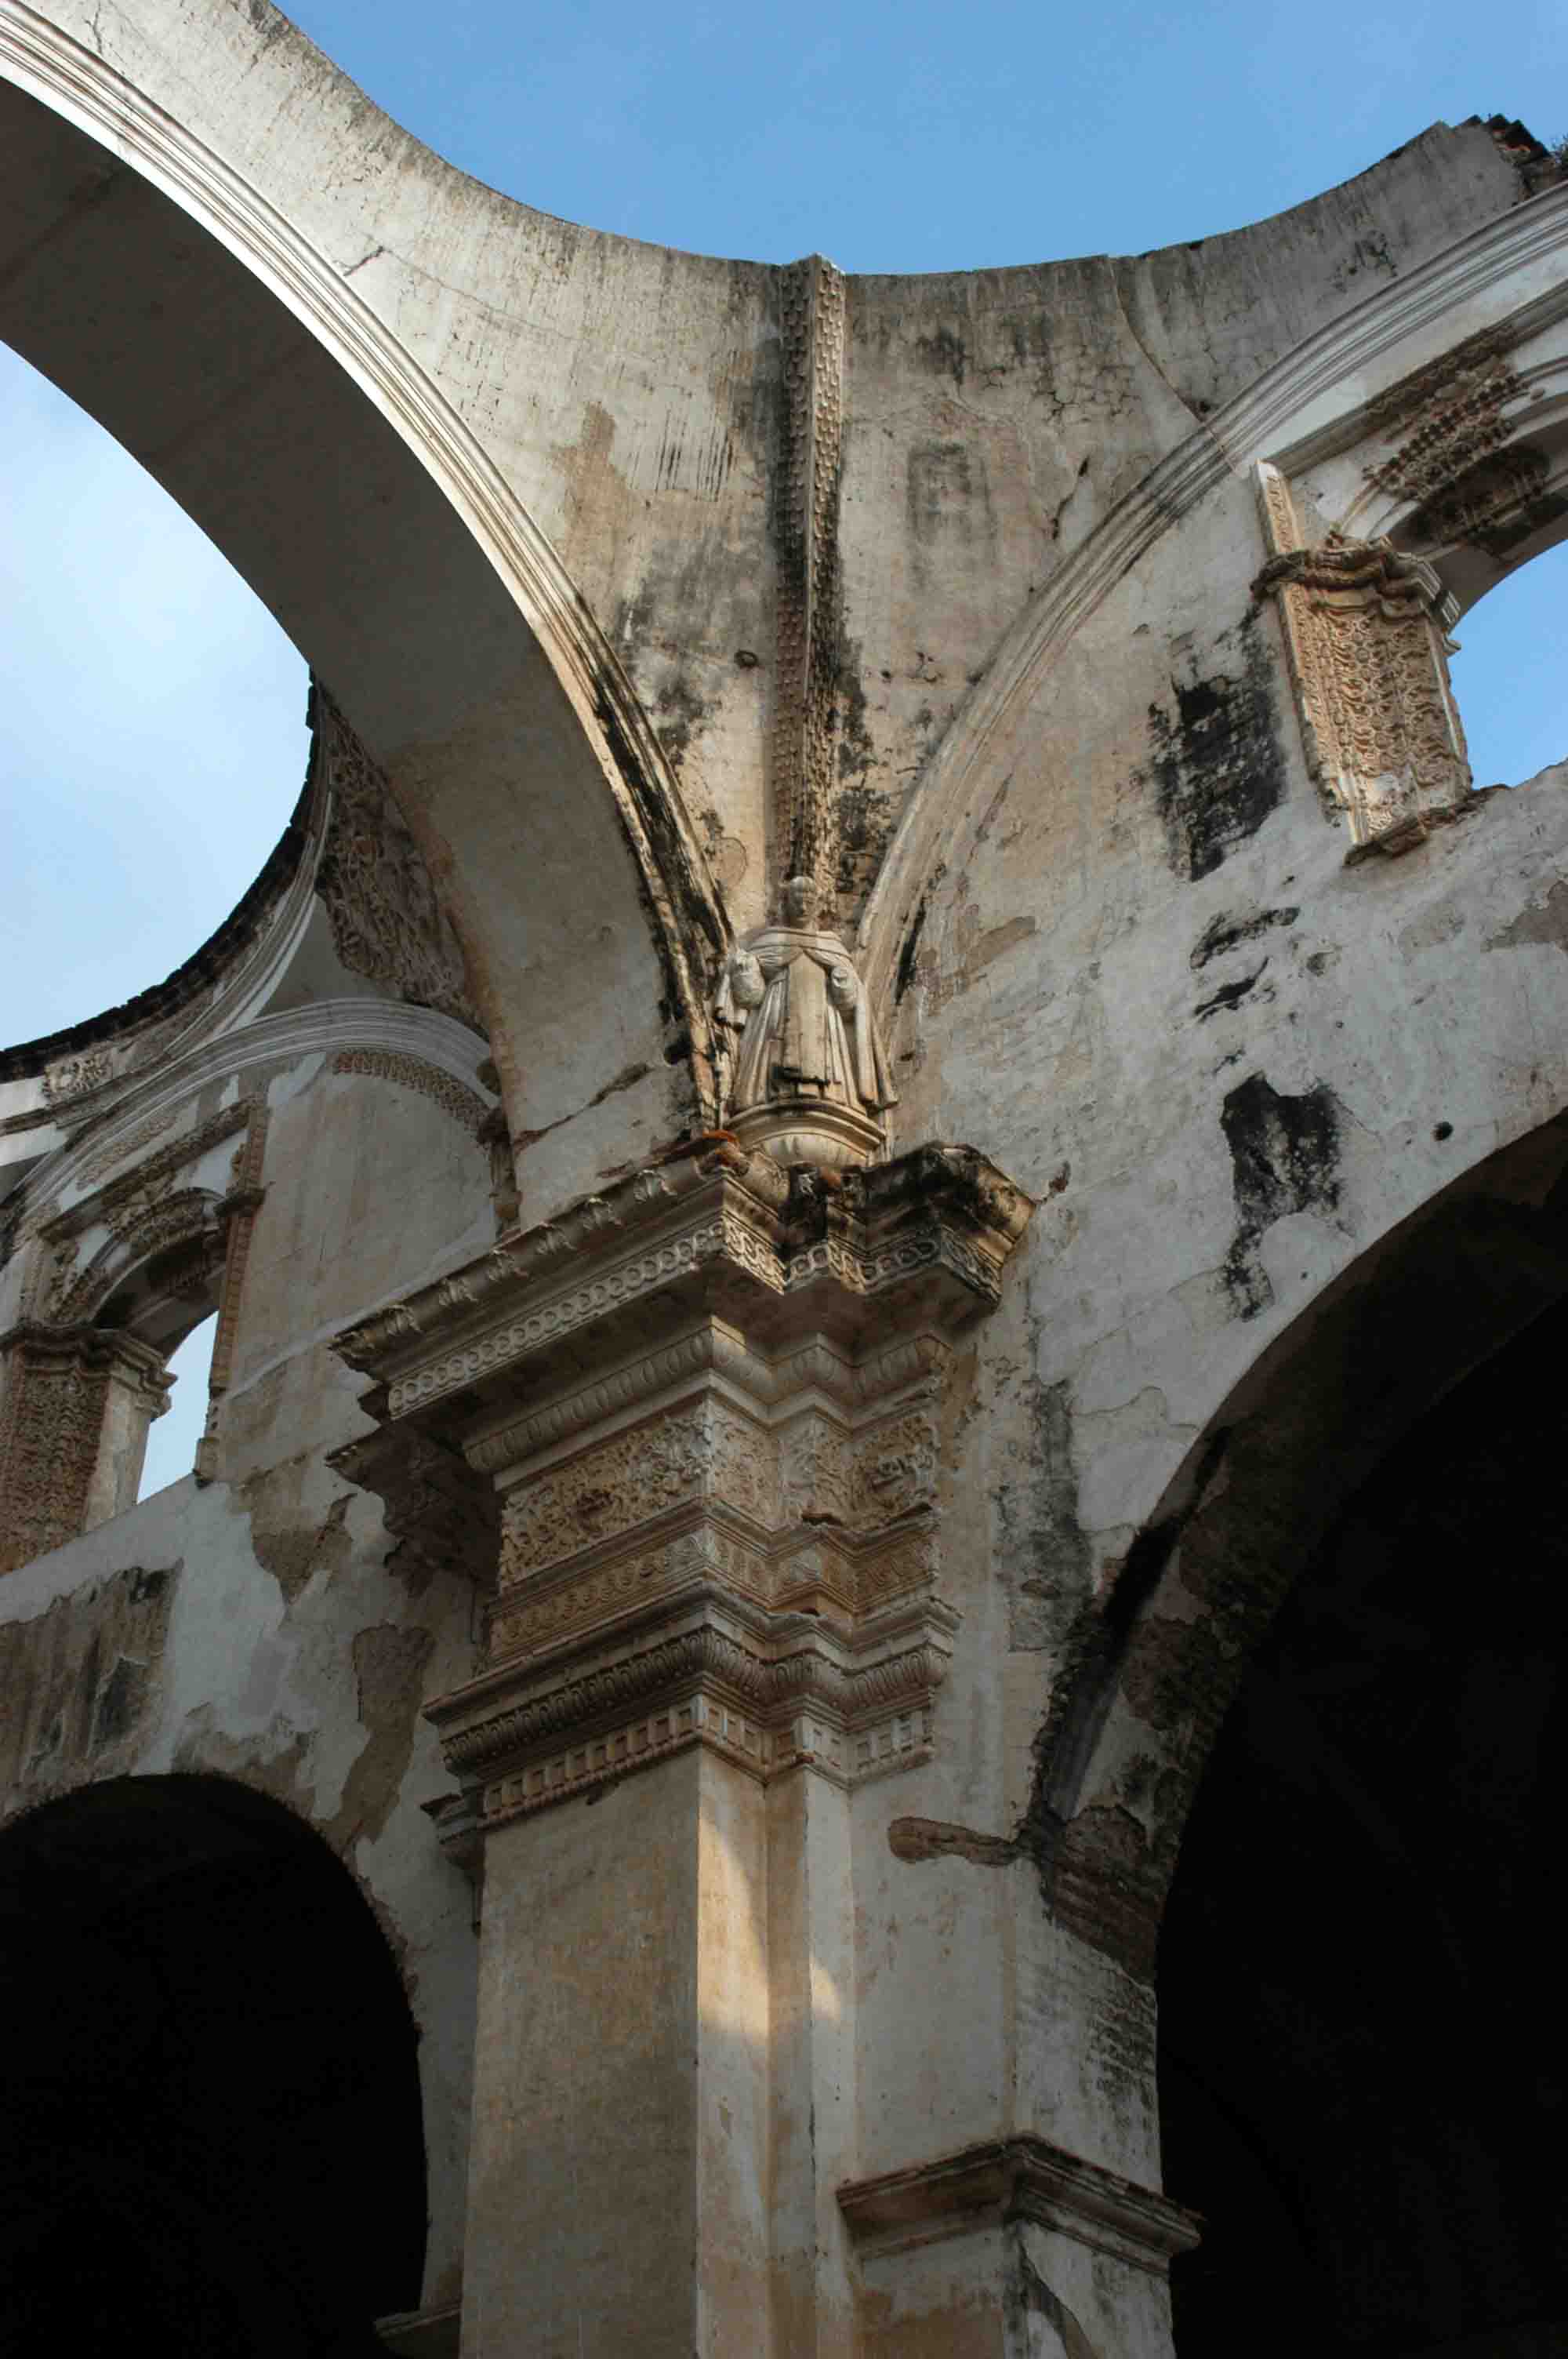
[1,0,1564,1488]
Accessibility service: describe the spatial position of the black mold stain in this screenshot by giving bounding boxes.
[895,892,929,1003]
[1190,905,1299,970]
[1149,623,1287,882]
[906,440,993,554]
[1220,1072,1341,1318]
[590,678,728,1101]
[93,1655,143,1745]
[1002,1376,1093,1654]
[652,674,713,779]
[1195,961,1269,1021]
[915,325,967,387]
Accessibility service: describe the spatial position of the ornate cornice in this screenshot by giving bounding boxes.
[335,1138,1033,1421]
[837,2135,1202,2274]
[426,1587,959,1823]
[330,1132,1030,1811]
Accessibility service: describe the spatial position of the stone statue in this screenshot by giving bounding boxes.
[715,877,896,1169]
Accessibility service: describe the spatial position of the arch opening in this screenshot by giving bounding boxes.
[136,1309,219,1502]
[0,340,309,1050]
[1447,537,1568,791]
[0,50,724,1128]
[0,1772,427,2354]
[1160,1295,1568,2354]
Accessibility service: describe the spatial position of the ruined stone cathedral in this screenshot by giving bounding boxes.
[2,5,1566,2349]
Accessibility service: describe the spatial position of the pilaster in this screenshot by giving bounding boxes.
[0,1321,171,1573]
[333,1137,1033,2354]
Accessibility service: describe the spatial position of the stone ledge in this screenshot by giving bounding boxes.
[837,2134,1202,2274]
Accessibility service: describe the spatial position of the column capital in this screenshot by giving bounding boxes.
[331,1136,1033,1837]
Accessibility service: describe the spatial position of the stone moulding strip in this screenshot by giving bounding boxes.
[859,178,1568,1010]
[466,1320,949,1481]
[336,1139,1032,1422]
[14,999,495,1230]
[0,0,729,1106]
[836,2135,1202,2275]
[426,1591,958,1824]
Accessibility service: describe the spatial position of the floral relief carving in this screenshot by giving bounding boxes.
[41,1049,113,1107]
[1364,328,1521,511]
[1407,445,1552,551]
[314,687,483,1031]
[0,1326,170,1576]
[336,1137,1033,1816]
[499,1400,775,1587]
[1254,476,1471,846]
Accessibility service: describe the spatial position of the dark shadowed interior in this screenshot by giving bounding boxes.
[1161,1300,1568,2355]
[0,1774,426,2354]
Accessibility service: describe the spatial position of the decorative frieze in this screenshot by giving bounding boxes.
[1363,325,1520,511]
[331,1132,1033,1827]
[1254,462,1472,849]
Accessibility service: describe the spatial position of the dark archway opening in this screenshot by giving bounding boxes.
[0,1774,426,2354]
[1160,1299,1568,2354]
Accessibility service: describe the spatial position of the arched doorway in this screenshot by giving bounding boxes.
[1159,1286,1568,2350]
[0,1774,427,2354]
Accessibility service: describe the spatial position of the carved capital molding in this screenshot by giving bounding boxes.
[0,1321,171,1575]
[331,1135,1033,1819]
[1254,463,1472,851]
[837,2135,1201,2276]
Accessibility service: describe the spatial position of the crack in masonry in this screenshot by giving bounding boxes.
[511,1062,653,1154]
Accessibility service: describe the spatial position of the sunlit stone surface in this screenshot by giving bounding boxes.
[2,17,1566,2351]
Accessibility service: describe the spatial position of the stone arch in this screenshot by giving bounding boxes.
[859,177,1568,1006]
[0,1768,428,2351]
[0,7,728,1130]
[1025,1103,1568,1981]
[1157,1289,1568,2351]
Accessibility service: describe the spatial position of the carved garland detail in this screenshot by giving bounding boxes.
[328,1049,489,1139]
[314,688,483,1031]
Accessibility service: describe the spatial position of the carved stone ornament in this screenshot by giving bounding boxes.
[314,685,484,1032]
[714,874,897,1170]
[1254,463,1472,850]
[329,1132,1033,1852]
[0,1322,171,1576]
[775,256,848,914]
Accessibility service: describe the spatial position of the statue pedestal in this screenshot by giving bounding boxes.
[729,1095,888,1172]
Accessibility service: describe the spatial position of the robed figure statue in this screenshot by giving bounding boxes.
[715,877,896,1169]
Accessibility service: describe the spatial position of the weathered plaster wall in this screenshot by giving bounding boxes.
[0,1467,480,2312]
[0,1013,505,2316]
[2,7,1567,2350]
